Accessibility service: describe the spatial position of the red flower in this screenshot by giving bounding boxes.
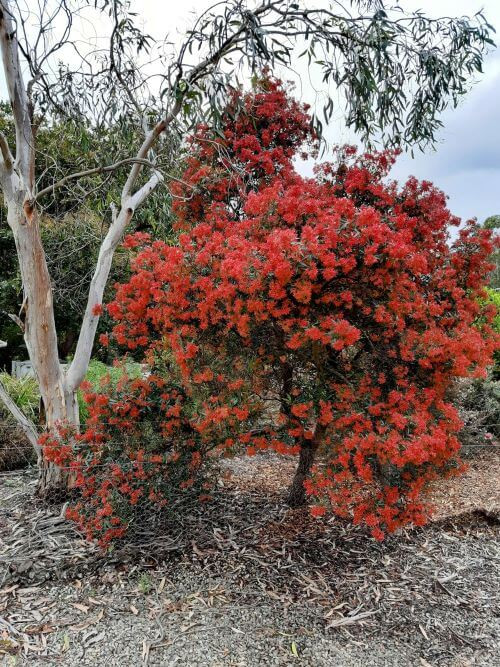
[310,505,326,518]
[291,403,311,419]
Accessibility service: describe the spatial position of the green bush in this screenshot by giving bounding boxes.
[484,288,500,330]
[455,377,500,457]
[0,372,40,420]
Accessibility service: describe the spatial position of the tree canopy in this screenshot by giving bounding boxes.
[15,0,495,150]
[0,0,495,494]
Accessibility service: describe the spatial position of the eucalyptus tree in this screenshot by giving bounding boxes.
[0,0,494,493]
[0,107,173,368]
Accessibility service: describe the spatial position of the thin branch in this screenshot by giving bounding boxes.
[0,0,34,183]
[129,169,163,208]
[0,130,13,171]
[0,376,41,459]
[7,312,24,332]
[35,157,158,201]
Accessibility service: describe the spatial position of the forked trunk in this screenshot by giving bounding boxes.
[0,1,165,502]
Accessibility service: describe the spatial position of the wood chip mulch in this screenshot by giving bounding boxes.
[426,447,500,521]
[0,448,499,664]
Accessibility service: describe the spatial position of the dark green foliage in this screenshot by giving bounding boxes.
[484,215,500,230]
[0,224,23,364]
[0,105,178,368]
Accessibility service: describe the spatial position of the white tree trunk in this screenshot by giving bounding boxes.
[0,0,164,496]
[65,170,162,392]
[6,191,77,492]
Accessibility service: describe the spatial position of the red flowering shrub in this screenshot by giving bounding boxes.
[48,77,498,543]
[40,362,252,547]
[106,78,497,540]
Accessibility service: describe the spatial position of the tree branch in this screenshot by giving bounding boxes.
[65,169,163,392]
[0,377,41,460]
[0,0,34,183]
[119,103,180,203]
[64,13,266,394]
[129,169,163,208]
[0,130,13,172]
[35,157,158,201]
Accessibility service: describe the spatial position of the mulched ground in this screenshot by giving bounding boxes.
[0,449,499,666]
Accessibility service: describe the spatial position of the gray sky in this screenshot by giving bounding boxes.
[139,0,500,225]
[390,1,500,225]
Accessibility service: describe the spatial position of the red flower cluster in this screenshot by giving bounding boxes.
[41,368,226,547]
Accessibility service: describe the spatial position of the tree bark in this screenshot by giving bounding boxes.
[7,199,79,494]
[286,423,325,508]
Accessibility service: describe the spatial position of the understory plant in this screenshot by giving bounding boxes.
[0,372,40,421]
[40,363,223,546]
[76,359,142,424]
[0,372,39,470]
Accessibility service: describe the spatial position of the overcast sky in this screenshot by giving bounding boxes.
[390,2,500,226]
[138,0,500,226]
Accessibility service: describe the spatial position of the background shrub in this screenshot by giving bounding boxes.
[0,373,39,471]
[482,288,500,378]
[454,378,499,457]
